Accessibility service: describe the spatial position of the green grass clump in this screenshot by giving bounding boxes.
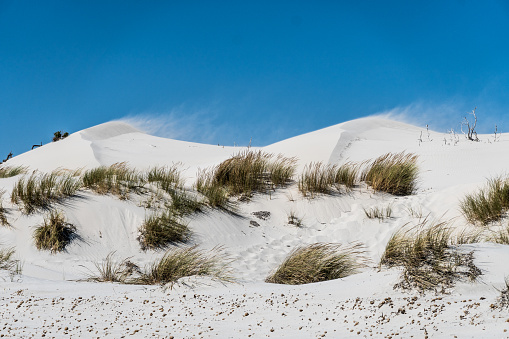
[34,210,77,253]
[265,243,366,285]
[195,170,232,210]
[138,211,190,250]
[0,191,8,226]
[460,177,509,226]
[380,219,481,291]
[0,166,27,178]
[82,163,143,199]
[87,252,140,283]
[147,165,184,195]
[361,152,419,196]
[298,162,359,197]
[11,172,82,214]
[134,246,233,285]
[198,150,296,202]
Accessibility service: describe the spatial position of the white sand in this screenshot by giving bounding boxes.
[1,117,509,338]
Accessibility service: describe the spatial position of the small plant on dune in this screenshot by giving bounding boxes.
[0,165,27,178]
[138,211,190,250]
[167,189,202,217]
[87,252,140,283]
[298,162,359,197]
[0,248,17,271]
[364,205,392,221]
[265,243,366,285]
[52,131,69,142]
[380,218,481,291]
[287,210,304,227]
[361,152,419,196]
[34,210,77,253]
[496,277,509,309]
[489,225,509,244]
[134,246,233,286]
[82,163,144,199]
[460,177,509,226]
[11,171,82,214]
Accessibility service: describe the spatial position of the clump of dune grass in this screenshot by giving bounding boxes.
[0,248,17,271]
[167,189,202,216]
[198,150,296,203]
[460,177,509,226]
[265,243,366,285]
[380,218,481,291]
[287,210,303,227]
[0,190,9,226]
[81,163,143,199]
[11,172,82,214]
[147,165,184,195]
[489,225,509,244]
[496,278,509,309]
[138,211,190,250]
[361,152,418,196]
[34,210,77,253]
[195,169,235,210]
[298,162,359,197]
[364,205,392,221]
[87,252,140,283]
[134,246,233,286]
[0,165,27,178]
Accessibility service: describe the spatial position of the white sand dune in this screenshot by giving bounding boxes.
[1,117,509,338]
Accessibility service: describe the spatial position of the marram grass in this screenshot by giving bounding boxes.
[138,211,190,250]
[34,210,77,253]
[265,242,366,285]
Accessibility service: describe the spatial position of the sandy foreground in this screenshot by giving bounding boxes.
[2,117,509,338]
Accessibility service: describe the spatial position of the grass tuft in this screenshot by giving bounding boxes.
[460,177,509,226]
[34,210,77,253]
[0,248,17,270]
[87,252,140,283]
[81,163,143,199]
[380,218,481,291]
[364,205,392,221]
[265,243,366,285]
[0,190,9,226]
[361,152,419,196]
[0,166,27,178]
[147,165,184,195]
[196,151,296,207]
[298,162,359,197]
[134,246,233,285]
[138,211,190,250]
[11,172,82,214]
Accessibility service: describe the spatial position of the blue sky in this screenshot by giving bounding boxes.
[1,1,509,157]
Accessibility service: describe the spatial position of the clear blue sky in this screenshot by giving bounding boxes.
[1,1,509,157]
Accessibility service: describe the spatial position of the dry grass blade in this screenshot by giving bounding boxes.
[265,242,366,285]
[364,205,392,221]
[0,248,17,270]
[33,210,77,253]
[361,152,419,196]
[134,246,234,286]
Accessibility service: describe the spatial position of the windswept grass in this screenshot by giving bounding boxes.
[134,246,233,286]
[147,165,184,195]
[34,210,77,253]
[0,166,27,178]
[11,172,82,214]
[265,243,366,285]
[489,225,509,244]
[138,211,190,250]
[380,218,481,291]
[361,152,419,196]
[364,205,392,221]
[196,150,296,207]
[460,177,509,226]
[0,248,17,270]
[298,162,359,197]
[0,190,8,226]
[82,163,143,199]
[87,252,140,283]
